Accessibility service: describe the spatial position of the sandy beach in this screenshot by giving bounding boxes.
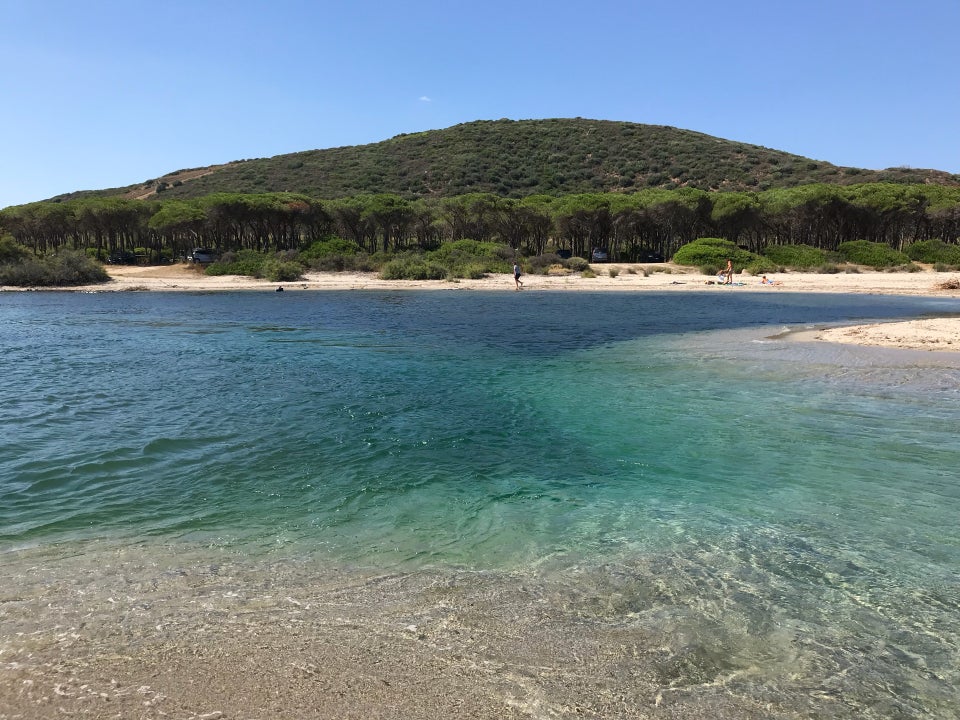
[9,262,960,352]
[51,261,960,297]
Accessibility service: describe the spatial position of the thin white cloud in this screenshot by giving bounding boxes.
[419,96,432,103]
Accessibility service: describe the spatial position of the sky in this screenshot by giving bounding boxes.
[2,0,958,209]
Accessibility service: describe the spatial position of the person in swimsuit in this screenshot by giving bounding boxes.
[514,262,523,290]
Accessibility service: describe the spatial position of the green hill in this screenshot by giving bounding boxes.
[53,118,959,202]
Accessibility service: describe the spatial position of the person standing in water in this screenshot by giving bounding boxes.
[514,261,524,290]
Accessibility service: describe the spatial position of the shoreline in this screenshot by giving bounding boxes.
[28,261,960,296]
[5,262,960,351]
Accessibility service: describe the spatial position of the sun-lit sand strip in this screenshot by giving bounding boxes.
[7,262,960,351]
[813,317,960,351]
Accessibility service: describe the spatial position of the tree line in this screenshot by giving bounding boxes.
[2,183,959,263]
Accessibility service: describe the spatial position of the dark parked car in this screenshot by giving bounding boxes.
[108,250,138,264]
[189,248,218,264]
[591,248,608,262]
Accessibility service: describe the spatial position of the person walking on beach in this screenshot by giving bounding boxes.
[723,258,734,285]
[514,261,524,290]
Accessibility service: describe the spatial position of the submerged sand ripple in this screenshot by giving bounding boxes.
[5,544,949,719]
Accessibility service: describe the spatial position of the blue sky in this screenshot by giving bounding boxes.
[2,0,958,209]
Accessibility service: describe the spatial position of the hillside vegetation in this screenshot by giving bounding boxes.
[50,119,958,203]
[5,119,958,283]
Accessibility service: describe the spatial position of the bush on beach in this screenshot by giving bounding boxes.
[836,240,910,268]
[375,239,525,280]
[199,238,518,282]
[526,253,562,274]
[261,258,304,282]
[526,253,589,275]
[906,239,960,266]
[0,235,109,286]
[379,255,448,280]
[206,249,304,281]
[299,237,362,260]
[672,237,762,273]
[304,252,378,271]
[205,249,265,276]
[762,243,828,269]
[299,237,380,272]
[424,239,513,278]
[744,258,779,275]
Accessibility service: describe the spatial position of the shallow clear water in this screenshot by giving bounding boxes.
[2,290,960,717]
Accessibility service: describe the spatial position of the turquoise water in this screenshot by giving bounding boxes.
[2,290,960,716]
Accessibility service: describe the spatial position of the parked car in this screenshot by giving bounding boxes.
[189,248,218,264]
[591,248,608,262]
[108,250,138,264]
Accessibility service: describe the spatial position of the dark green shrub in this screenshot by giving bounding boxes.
[300,236,361,260]
[426,239,512,276]
[0,255,48,286]
[836,240,909,268]
[457,263,489,280]
[303,249,380,272]
[262,258,303,282]
[206,250,305,280]
[380,257,448,280]
[762,243,827,268]
[527,253,561,274]
[672,237,760,270]
[566,256,590,272]
[0,246,109,287]
[206,249,267,277]
[745,258,778,275]
[905,239,960,265]
[307,254,349,271]
[45,250,111,285]
[0,235,31,264]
